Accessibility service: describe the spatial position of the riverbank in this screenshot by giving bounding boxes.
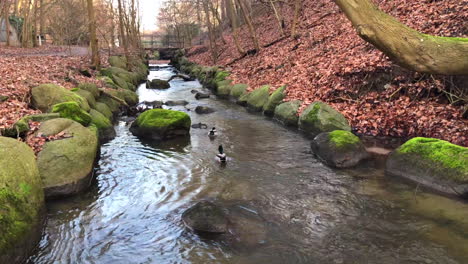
[187,0,467,146]
[0,50,147,262]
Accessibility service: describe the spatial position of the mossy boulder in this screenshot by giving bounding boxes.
[94,102,113,120]
[31,84,90,112]
[299,102,351,137]
[246,85,270,111]
[51,102,92,126]
[214,70,230,83]
[74,89,96,109]
[98,76,118,89]
[216,80,234,97]
[113,75,134,91]
[90,109,116,142]
[230,83,248,98]
[100,67,138,85]
[106,89,138,105]
[78,83,100,98]
[311,130,369,168]
[36,118,98,198]
[97,95,122,113]
[148,79,170,89]
[130,109,191,140]
[274,100,302,126]
[109,56,127,69]
[386,137,468,197]
[0,137,44,263]
[263,85,286,116]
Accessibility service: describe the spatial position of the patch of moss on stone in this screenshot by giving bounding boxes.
[136,109,191,129]
[31,84,90,112]
[299,101,351,137]
[397,137,468,177]
[98,76,118,89]
[263,85,286,115]
[100,67,138,85]
[214,70,230,83]
[246,85,270,111]
[106,89,138,106]
[274,100,302,126]
[74,89,96,109]
[328,130,360,149]
[78,83,100,98]
[216,81,234,96]
[109,56,127,69]
[230,83,248,98]
[51,102,92,126]
[94,102,113,120]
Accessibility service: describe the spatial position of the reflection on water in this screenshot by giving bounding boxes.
[30,65,468,264]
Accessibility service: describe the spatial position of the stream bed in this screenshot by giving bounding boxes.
[29,65,468,264]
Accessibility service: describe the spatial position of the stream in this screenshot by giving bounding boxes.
[29,64,468,264]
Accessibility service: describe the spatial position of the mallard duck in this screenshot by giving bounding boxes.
[208,127,217,137]
[216,145,227,163]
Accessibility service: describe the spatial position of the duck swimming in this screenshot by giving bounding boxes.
[208,127,217,137]
[216,145,227,163]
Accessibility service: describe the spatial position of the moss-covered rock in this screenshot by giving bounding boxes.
[263,85,286,116]
[98,76,118,89]
[90,109,115,142]
[113,74,134,91]
[51,102,92,126]
[311,130,369,168]
[109,56,127,69]
[31,84,90,112]
[78,83,100,98]
[298,101,351,137]
[106,89,138,106]
[0,137,44,263]
[94,102,114,120]
[148,79,170,89]
[97,95,122,113]
[386,137,468,197]
[214,70,230,83]
[230,83,248,98]
[246,85,270,111]
[100,67,138,85]
[74,89,96,109]
[274,100,302,126]
[216,80,234,97]
[36,118,98,198]
[130,109,191,140]
[2,113,61,137]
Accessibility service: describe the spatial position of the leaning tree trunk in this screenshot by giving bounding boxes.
[86,0,100,69]
[334,0,468,75]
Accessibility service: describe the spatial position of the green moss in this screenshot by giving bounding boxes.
[98,76,118,89]
[106,89,138,105]
[230,83,248,98]
[328,130,360,149]
[299,101,351,136]
[51,102,92,126]
[136,109,191,130]
[78,83,99,98]
[397,137,468,175]
[274,100,302,126]
[246,85,270,111]
[97,96,121,113]
[74,89,96,109]
[94,102,113,120]
[100,67,138,85]
[422,34,468,43]
[109,56,127,69]
[214,71,230,83]
[31,84,90,112]
[263,85,286,114]
[90,109,112,129]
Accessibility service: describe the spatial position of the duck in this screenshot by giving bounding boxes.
[216,145,227,163]
[208,127,217,137]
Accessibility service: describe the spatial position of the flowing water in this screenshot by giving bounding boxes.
[29,65,468,264]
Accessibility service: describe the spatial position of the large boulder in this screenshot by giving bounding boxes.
[100,67,138,85]
[386,137,468,197]
[106,89,138,105]
[147,79,170,89]
[31,84,90,112]
[246,85,270,111]
[94,102,113,120]
[230,83,248,98]
[90,109,116,142]
[129,109,191,140]
[0,137,45,263]
[51,101,92,126]
[182,201,228,233]
[74,88,96,109]
[311,130,369,168]
[263,85,286,116]
[274,100,302,126]
[97,95,122,113]
[78,83,100,98]
[36,119,98,198]
[298,101,351,137]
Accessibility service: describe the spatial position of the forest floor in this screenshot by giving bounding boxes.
[187,0,468,146]
[0,45,109,133]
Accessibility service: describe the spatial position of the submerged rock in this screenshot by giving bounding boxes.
[195,106,216,114]
[182,201,228,233]
[299,101,351,137]
[386,137,468,198]
[311,130,369,168]
[31,84,90,112]
[164,100,189,106]
[130,109,191,140]
[191,122,208,129]
[0,137,45,263]
[263,85,286,116]
[195,92,210,99]
[273,100,302,127]
[147,79,170,89]
[36,118,98,198]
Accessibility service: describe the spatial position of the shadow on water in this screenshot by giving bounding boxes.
[29,64,468,264]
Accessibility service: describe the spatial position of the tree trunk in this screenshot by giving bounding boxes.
[291,0,300,38]
[334,0,468,75]
[270,0,284,36]
[86,0,100,69]
[202,0,218,64]
[236,0,260,51]
[227,0,244,55]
